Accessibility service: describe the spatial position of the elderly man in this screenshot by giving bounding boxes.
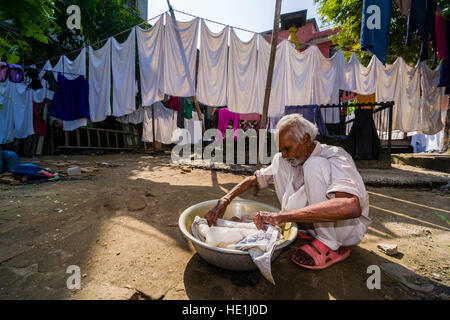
[205,114,371,270]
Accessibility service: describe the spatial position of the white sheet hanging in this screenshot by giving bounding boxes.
[348,54,377,95]
[0,81,15,144]
[89,38,112,122]
[163,13,200,97]
[196,22,229,107]
[112,28,136,117]
[376,57,421,132]
[314,48,345,123]
[142,102,178,144]
[227,29,258,114]
[0,81,34,141]
[419,62,445,135]
[53,49,89,131]
[117,106,145,124]
[256,36,288,117]
[285,44,315,109]
[136,15,164,106]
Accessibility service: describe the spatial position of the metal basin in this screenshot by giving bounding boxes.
[179,199,298,271]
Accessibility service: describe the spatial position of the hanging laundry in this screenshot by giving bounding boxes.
[167,96,180,111]
[437,12,450,95]
[256,36,288,117]
[435,6,448,61]
[239,113,261,132]
[360,0,392,65]
[33,101,47,137]
[285,44,316,111]
[347,108,381,160]
[136,15,164,107]
[420,62,445,135]
[177,97,185,129]
[394,0,410,17]
[40,60,58,100]
[183,110,203,144]
[112,28,136,117]
[7,64,24,83]
[341,53,378,96]
[184,97,194,119]
[89,38,112,122]
[142,102,178,144]
[0,62,8,82]
[117,106,145,124]
[313,48,345,123]
[53,49,88,130]
[163,13,200,97]
[0,81,15,144]
[50,73,90,121]
[227,29,259,114]
[376,57,421,132]
[406,0,437,61]
[196,22,229,107]
[285,105,330,137]
[25,67,43,90]
[0,81,34,143]
[217,108,240,141]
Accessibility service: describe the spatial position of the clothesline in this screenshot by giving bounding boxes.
[27,11,169,68]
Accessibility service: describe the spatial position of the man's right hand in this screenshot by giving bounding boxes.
[205,198,230,227]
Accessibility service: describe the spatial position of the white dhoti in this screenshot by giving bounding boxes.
[256,145,371,251]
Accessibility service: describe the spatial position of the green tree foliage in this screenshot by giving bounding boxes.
[1,0,146,65]
[314,0,446,66]
[0,0,57,64]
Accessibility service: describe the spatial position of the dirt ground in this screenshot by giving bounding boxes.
[0,152,449,300]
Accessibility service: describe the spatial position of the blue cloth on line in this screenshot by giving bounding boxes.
[49,73,90,121]
[360,0,392,65]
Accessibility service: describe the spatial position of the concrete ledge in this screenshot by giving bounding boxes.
[393,153,450,174]
[177,159,450,188]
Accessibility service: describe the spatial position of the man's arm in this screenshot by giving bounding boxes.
[205,175,258,226]
[253,192,361,230]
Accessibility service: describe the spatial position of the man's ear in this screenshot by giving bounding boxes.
[302,133,311,144]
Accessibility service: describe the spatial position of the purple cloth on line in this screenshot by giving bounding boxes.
[50,73,90,121]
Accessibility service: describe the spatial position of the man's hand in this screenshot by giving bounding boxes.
[253,211,279,230]
[205,198,229,227]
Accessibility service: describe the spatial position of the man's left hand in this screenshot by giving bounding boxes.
[253,211,279,230]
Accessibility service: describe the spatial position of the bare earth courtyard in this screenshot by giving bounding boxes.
[0,153,449,300]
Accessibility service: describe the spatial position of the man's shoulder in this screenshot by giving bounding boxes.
[318,143,351,160]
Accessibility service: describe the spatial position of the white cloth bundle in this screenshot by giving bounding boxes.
[142,102,178,144]
[191,216,281,285]
[89,38,112,123]
[163,13,200,97]
[136,16,164,107]
[196,21,229,107]
[112,28,136,117]
[227,29,258,114]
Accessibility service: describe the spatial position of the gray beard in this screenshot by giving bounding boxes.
[286,158,302,167]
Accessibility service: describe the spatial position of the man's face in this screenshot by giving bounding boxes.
[279,129,311,167]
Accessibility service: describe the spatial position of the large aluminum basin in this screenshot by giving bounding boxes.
[179,199,298,271]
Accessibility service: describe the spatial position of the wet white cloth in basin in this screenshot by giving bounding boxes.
[191,216,281,285]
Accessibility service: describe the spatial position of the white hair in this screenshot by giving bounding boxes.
[275,114,318,144]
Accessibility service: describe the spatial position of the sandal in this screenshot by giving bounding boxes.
[291,238,351,270]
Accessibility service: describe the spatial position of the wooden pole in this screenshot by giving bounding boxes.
[260,0,282,131]
[257,0,282,173]
[166,0,206,134]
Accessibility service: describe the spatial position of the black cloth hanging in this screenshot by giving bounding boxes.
[347,109,380,160]
[25,68,43,90]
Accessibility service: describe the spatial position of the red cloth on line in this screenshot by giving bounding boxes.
[33,101,47,136]
[167,96,180,111]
